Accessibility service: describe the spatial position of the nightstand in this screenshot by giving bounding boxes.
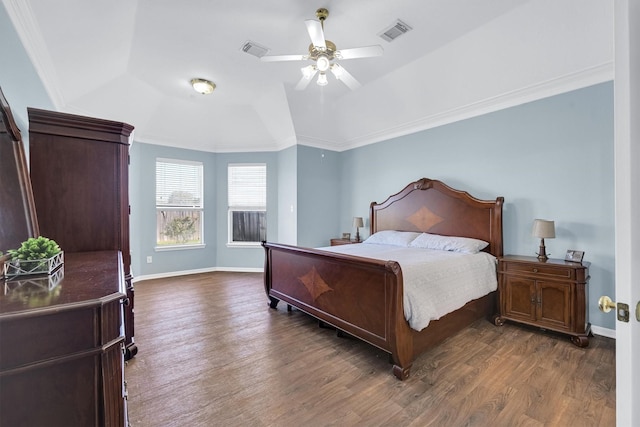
[494,255,591,347]
[330,238,359,246]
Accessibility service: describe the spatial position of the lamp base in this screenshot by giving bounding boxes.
[536,239,549,261]
[355,229,361,242]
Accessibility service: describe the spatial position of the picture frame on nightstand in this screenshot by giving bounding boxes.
[342,233,351,239]
[565,249,584,263]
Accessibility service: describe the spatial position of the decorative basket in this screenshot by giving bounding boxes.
[3,251,64,278]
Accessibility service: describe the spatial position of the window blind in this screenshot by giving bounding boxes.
[156,158,203,207]
[228,164,266,208]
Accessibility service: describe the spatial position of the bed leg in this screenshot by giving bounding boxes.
[318,320,335,329]
[392,364,411,381]
[268,296,279,309]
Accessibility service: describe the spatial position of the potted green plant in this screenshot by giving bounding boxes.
[4,236,63,277]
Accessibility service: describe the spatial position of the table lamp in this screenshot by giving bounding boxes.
[353,217,364,242]
[532,219,555,261]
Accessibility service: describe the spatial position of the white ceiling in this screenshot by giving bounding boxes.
[3,0,613,153]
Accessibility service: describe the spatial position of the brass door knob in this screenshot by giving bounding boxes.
[598,295,616,313]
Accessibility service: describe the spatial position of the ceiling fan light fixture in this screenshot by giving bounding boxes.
[316,73,328,86]
[316,54,330,72]
[190,78,216,95]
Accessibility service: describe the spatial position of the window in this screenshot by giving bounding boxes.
[156,158,204,248]
[228,164,266,245]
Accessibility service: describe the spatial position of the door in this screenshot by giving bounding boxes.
[613,2,639,425]
[537,281,571,331]
[504,276,536,322]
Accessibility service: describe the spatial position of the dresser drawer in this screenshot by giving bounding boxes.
[503,262,575,280]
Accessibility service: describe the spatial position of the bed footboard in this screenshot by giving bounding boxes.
[263,242,415,379]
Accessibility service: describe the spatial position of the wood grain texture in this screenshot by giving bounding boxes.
[0,251,127,426]
[126,272,615,426]
[27,107,137,358]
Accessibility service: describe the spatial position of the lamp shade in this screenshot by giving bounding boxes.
[353,217,364,228]
[532,219,555,238]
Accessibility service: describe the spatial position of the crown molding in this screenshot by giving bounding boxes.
[336,61,614,152]
[3,0,65,108]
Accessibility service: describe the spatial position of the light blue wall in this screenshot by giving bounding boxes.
[277,145,297,245]
[296,145,342,248]
[129,142,218,276]
[0,4,54,144]
[129,144,279,275]
[340,82,615,329]
[214,152,279,269]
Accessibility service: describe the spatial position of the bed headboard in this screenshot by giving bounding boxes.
[370,178,504,257]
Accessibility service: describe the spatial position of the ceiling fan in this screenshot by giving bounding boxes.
[261,8,383,91]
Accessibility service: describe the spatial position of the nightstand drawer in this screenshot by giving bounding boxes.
[330,238,358,246]
[503,262,574,280]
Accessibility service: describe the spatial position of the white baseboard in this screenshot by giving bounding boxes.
[133,266,263,283]
[591,325,616,339]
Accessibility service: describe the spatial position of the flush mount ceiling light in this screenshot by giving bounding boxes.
[190,78,216,95]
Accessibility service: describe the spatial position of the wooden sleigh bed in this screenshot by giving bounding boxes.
[262,178,504,380]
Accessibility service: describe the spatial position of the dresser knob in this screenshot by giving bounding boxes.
[533,268,538,273]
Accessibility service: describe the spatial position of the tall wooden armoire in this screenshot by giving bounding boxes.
[28,108,138,359]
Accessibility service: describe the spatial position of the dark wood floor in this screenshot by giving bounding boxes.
[125,272,615,426]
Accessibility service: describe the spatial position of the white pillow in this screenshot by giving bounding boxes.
[363,230,422,247]
[409,232,489,254]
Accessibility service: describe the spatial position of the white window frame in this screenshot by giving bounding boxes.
[155,158,205,250]
[227,163,266,247]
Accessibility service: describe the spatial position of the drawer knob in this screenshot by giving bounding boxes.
[532,268,538,273]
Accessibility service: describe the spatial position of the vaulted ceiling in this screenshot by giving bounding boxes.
[3,0,613,153]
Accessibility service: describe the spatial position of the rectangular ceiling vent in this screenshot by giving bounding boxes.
[379,19,412,42]
[240,41,269,58]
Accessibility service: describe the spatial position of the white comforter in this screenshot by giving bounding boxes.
[319,244,498,331]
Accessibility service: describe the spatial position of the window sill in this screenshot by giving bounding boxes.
[226,242,262,249]
[155,244,206,252]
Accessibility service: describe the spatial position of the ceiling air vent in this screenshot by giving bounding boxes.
[240,41,269,58]
[379,19,412,42]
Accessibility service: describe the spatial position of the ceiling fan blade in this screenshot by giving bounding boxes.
[336,45,383,60]
[305,19,326,49]
[331,64,362,90]
[295,68,318,90]
[261,54,306,62]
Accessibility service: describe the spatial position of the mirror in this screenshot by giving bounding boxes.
[0,86,39,260]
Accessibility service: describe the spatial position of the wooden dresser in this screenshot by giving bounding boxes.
[27,108,138,359]
[495,255,591,347]
[0,251,128,426]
